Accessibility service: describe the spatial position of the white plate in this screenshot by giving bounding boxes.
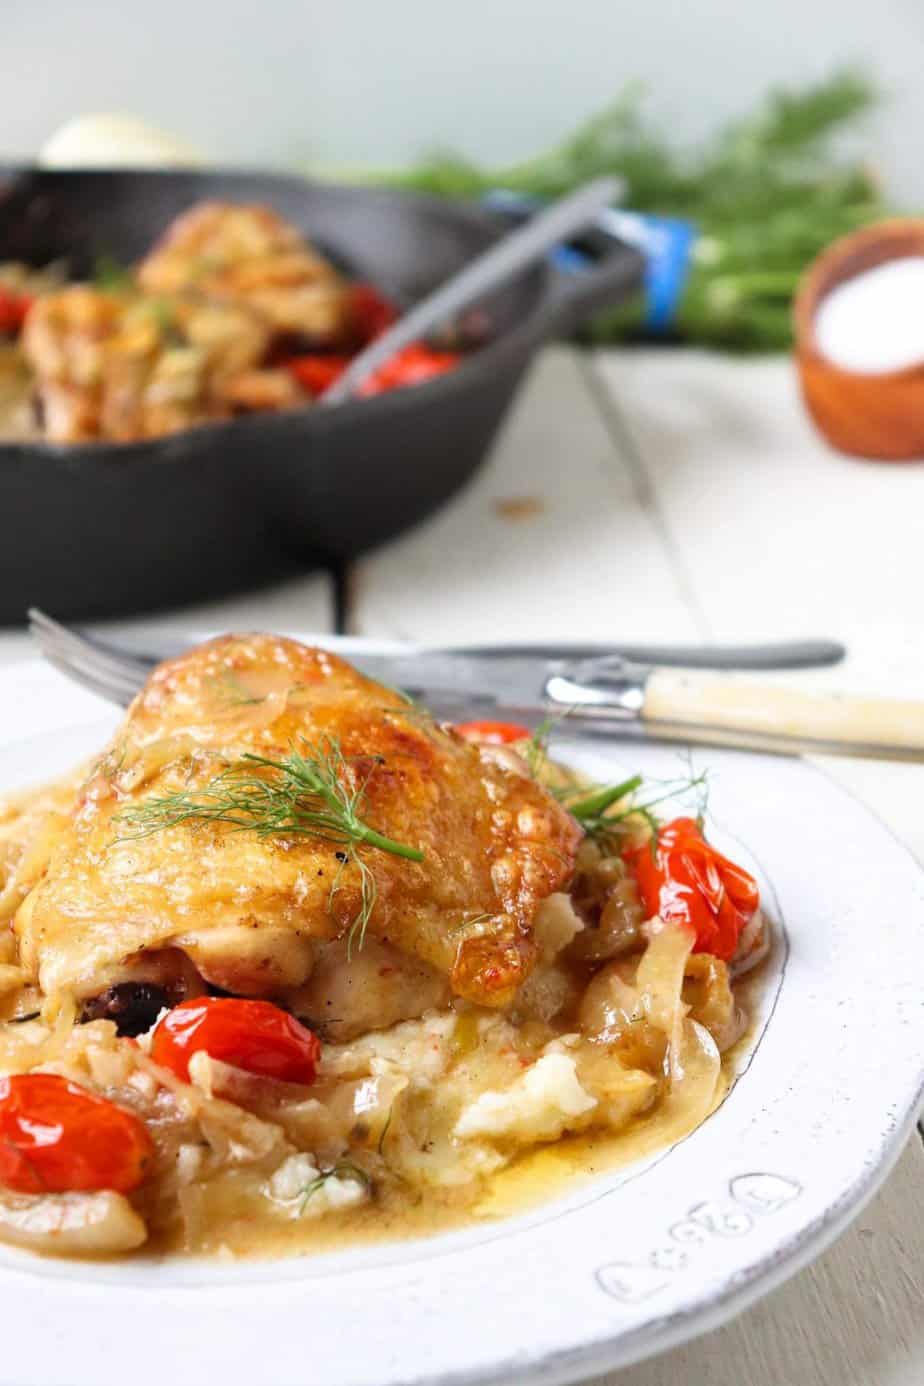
[0,641,922,1386]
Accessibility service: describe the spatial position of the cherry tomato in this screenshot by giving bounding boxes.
[284,354,349,397]
[0,1073,153,1195]
[152,997,321,1086]
[284,341,459,401]
[0,288,32,335]
[350,283,398,342]
[623,816,759,962]
[358,342,460,397]
[455,720,532,745]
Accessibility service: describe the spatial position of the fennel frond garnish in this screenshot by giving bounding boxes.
[568,766,710,843]
[209,670,265,707]
[298,1160,371,1214]
[114,736,424,862]
[448,911,493,937]
[114,737,424,954]
[524,716,555,779]
[568,775,644,826]
[522,713,709,843]
[331,847,379,958]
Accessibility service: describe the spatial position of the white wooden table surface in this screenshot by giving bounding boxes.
[2,346,922,1383]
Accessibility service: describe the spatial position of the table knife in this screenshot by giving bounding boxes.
[354,650,924,762]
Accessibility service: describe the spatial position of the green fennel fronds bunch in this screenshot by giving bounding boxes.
[363,70,886,352]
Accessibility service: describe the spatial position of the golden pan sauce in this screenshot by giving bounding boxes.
[152,1000,764,1262]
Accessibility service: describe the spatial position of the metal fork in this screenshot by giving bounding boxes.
[28,609,153,705]
[28,608,847,709]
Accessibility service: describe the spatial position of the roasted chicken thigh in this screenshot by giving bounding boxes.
[16,636,580,1017]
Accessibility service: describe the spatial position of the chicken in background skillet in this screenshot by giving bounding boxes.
[19,201,353,443]
[0,262,68,440]
[0,199,460,444]
[0,346,36,441]
[136,202,352,346]
[22,284,275,442]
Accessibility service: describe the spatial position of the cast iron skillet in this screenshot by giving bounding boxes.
[0,167,644,622]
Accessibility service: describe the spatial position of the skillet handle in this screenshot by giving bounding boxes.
[537,240,647,336]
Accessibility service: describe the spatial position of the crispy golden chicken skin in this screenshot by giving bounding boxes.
[16,636,580,1010]
[137,203,352,345]
[22,285,274,442]
[14,204,353,443]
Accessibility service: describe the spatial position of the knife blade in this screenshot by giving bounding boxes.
[447,640,845,671]
[87,633,845,676]
[354,651,573,707]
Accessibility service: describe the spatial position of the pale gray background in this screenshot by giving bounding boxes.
[5,0,924,200]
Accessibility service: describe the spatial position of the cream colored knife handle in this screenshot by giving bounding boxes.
[642,669,924,760]
[544,662,924,760]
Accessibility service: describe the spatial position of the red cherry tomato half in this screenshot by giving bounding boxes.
[152,997,321,1086]
[358,342,460,397]
[284,341,459,401]
[623,816,760,962]
[455,720,532,746]
[284,354,349,397]
[0,288,32,335]
[0,1073,153,1195]
[350,283,398,342]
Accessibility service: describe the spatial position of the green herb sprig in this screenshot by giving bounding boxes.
[568,766,710,844]
[114,738,424,954]
[331,846,379,958]
[377,1106,394,1157]
[356,70,885,352]
[568,774,644,824]
[448,911,493,938]
[521,712,709,842]
[524,716,555,780]
[114,737,424,862]
[209,670,265,707]
[298,1160,371,1214]
[92,252,132,293]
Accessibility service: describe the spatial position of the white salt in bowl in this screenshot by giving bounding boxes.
[795,219,924,461]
